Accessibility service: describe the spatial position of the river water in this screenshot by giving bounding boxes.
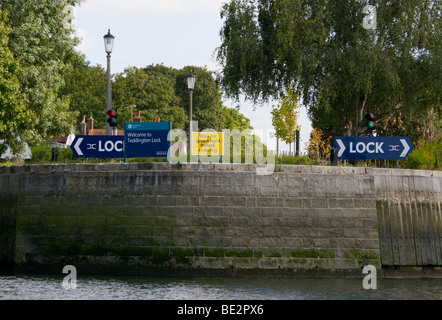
[1,274,441,300]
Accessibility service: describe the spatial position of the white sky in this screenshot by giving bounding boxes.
[73,0,312,154]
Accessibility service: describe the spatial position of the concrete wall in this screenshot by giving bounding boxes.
[1,163,441,277]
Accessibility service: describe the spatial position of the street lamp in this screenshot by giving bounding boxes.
[187,71,195,157]
[104,29,115,135]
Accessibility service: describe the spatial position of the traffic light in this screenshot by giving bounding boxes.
[107,109,117,127]
[365,112,376,131]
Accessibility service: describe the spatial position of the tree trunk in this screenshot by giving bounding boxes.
[276,138,279,156]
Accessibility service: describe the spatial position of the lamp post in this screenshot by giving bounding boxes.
[187,71,195,157]
[104,29,115,135]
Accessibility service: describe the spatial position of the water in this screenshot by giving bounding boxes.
[1,274,441,300]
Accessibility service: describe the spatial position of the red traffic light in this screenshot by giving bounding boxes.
[107,109,117,127]
[107,109,116,117]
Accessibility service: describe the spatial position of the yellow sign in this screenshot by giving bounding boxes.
[192,132,224,155]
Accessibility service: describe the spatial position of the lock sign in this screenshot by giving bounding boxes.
[71,135,124,158]
[349,141,384,154]
[334,136,414,160]
[98,140,123,152]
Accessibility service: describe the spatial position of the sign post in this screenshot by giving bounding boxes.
[124,122,172,161]
[192,132,224,156]
[334,136,414,160]
[70,135,124,158]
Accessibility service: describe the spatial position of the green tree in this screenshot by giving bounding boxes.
[0,9,28,157]
[112,64,228,130]
[216,0,441,139]
[168,65,226,132]
[223,105,253,131]
[113,66,187,129]
[271,84,301,152]
[111,64,254,134]
[60,56,107,130]
[1,0,82,153]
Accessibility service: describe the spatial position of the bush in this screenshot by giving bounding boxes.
[406,141,437,170]
[29,143,78,163]
[278,154,314,165]
[58,147,76,161]
[128,157,168,163]
[30,143,52,162]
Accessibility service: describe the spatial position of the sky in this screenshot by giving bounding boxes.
[73,0,312,154]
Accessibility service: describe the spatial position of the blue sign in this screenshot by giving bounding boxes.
[334,136,414,160]
[124,122,172,158]
[71,135,124,158]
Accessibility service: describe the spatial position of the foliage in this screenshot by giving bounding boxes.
[0,9,28,156]
[127,157,168,163]
[58,146,76,161]
[216,0,441,139]
[64,62,241,133]
[407,141,437,169]
[111,64,248,133]
[158,65,226,132]
[113,66,186,129]
[1,0,82,156]
[307,128,333,162]
[406,107,441,169]
[271,83,301,146]
[223,105,253,131]
[406,137,441,170]
[60,56,107,130]
[29,143,52,162]
[277,154,313,165]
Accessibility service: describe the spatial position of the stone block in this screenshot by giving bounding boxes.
[259,186,280,197]
[311,198,329,208]
[156,216,176,227]
[283,198,303,208]
[228,196,247,207]
[328,198,353,209]
[256,197,276,208]
[157,196,176,207]
[200,196,221,207]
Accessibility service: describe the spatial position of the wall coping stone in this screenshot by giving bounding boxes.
[1,163,441,177]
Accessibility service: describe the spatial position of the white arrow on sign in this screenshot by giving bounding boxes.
[336,139,346,157]
[74,137,83,156]
[400,138,410,158]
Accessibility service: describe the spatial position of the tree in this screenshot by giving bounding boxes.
[60,56,107,130]
[1,0,82,154]
[113,66,187,129]
[113,65,233,132]
[0,9,28,157]
[223,105,253,131]
[216,0,441,139]
[169,65,226,132]
[108,64,255,134]
[271,83,301,153]
[306,128,332,162]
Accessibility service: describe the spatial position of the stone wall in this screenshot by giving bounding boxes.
[0,163,440,277]
[0,174,18,273]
